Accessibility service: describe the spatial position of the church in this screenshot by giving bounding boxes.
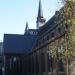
[3,0,75,75]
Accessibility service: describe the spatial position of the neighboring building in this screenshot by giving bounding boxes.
[0,42,3,75]
[0,42,3,56]
[3,0,75,75]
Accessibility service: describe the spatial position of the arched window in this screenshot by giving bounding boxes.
[36,54,39,73]
[41,53,45,72]
[47,46,53,72]
[47,35,49,40]
[51,32,54,37]
[58,28,61,33]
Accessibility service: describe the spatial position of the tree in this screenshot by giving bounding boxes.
[59,0,75,75]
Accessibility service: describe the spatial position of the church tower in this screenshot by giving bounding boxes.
[36,0,46,29]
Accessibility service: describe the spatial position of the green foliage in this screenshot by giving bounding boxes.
[59,0,75,59]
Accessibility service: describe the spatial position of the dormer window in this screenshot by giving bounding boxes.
[29,31,37,35]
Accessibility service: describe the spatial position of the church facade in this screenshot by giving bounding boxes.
[3,0,75,75]
[23,0,75,75]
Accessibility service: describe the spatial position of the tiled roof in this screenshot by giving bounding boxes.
[3,34,38,54]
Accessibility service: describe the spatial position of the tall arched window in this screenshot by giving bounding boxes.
[41,52,45,72]
[57,45,64,72]
[58,28,61,33]
[51,32,54,37]
[47,46,53,72]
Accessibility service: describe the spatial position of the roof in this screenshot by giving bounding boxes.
[38,15,56,35]
[3,34,38,54]
[38,0,43,18]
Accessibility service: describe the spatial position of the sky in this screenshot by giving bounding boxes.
[0,0,63,42]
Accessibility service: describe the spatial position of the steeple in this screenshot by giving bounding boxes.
[36,0,46,29]
[38,0,43,18]
[24,22,29,34]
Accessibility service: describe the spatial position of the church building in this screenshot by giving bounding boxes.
[3,0,75,75]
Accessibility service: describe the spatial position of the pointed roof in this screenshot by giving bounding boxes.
[38,0,43,18]
[25,22,29,34]
[25,22,29,31]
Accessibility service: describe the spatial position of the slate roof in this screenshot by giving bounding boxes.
[38,12,59,35]
[38,15,55,35]
[38,0,43,18]
[3,34,38,54]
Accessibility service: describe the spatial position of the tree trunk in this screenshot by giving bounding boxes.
[66,58,69,75]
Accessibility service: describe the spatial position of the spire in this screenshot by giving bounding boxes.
[38,0,43,18]
[25,22,29,32]
[36,0,46,29]
[24,22,29,34]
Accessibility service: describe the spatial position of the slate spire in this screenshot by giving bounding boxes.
[24,21,29,34]
[25,22,29,31]
[36,0,46,29]
[38,0,43,18]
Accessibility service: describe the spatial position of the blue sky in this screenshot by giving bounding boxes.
[0,0,63,41]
